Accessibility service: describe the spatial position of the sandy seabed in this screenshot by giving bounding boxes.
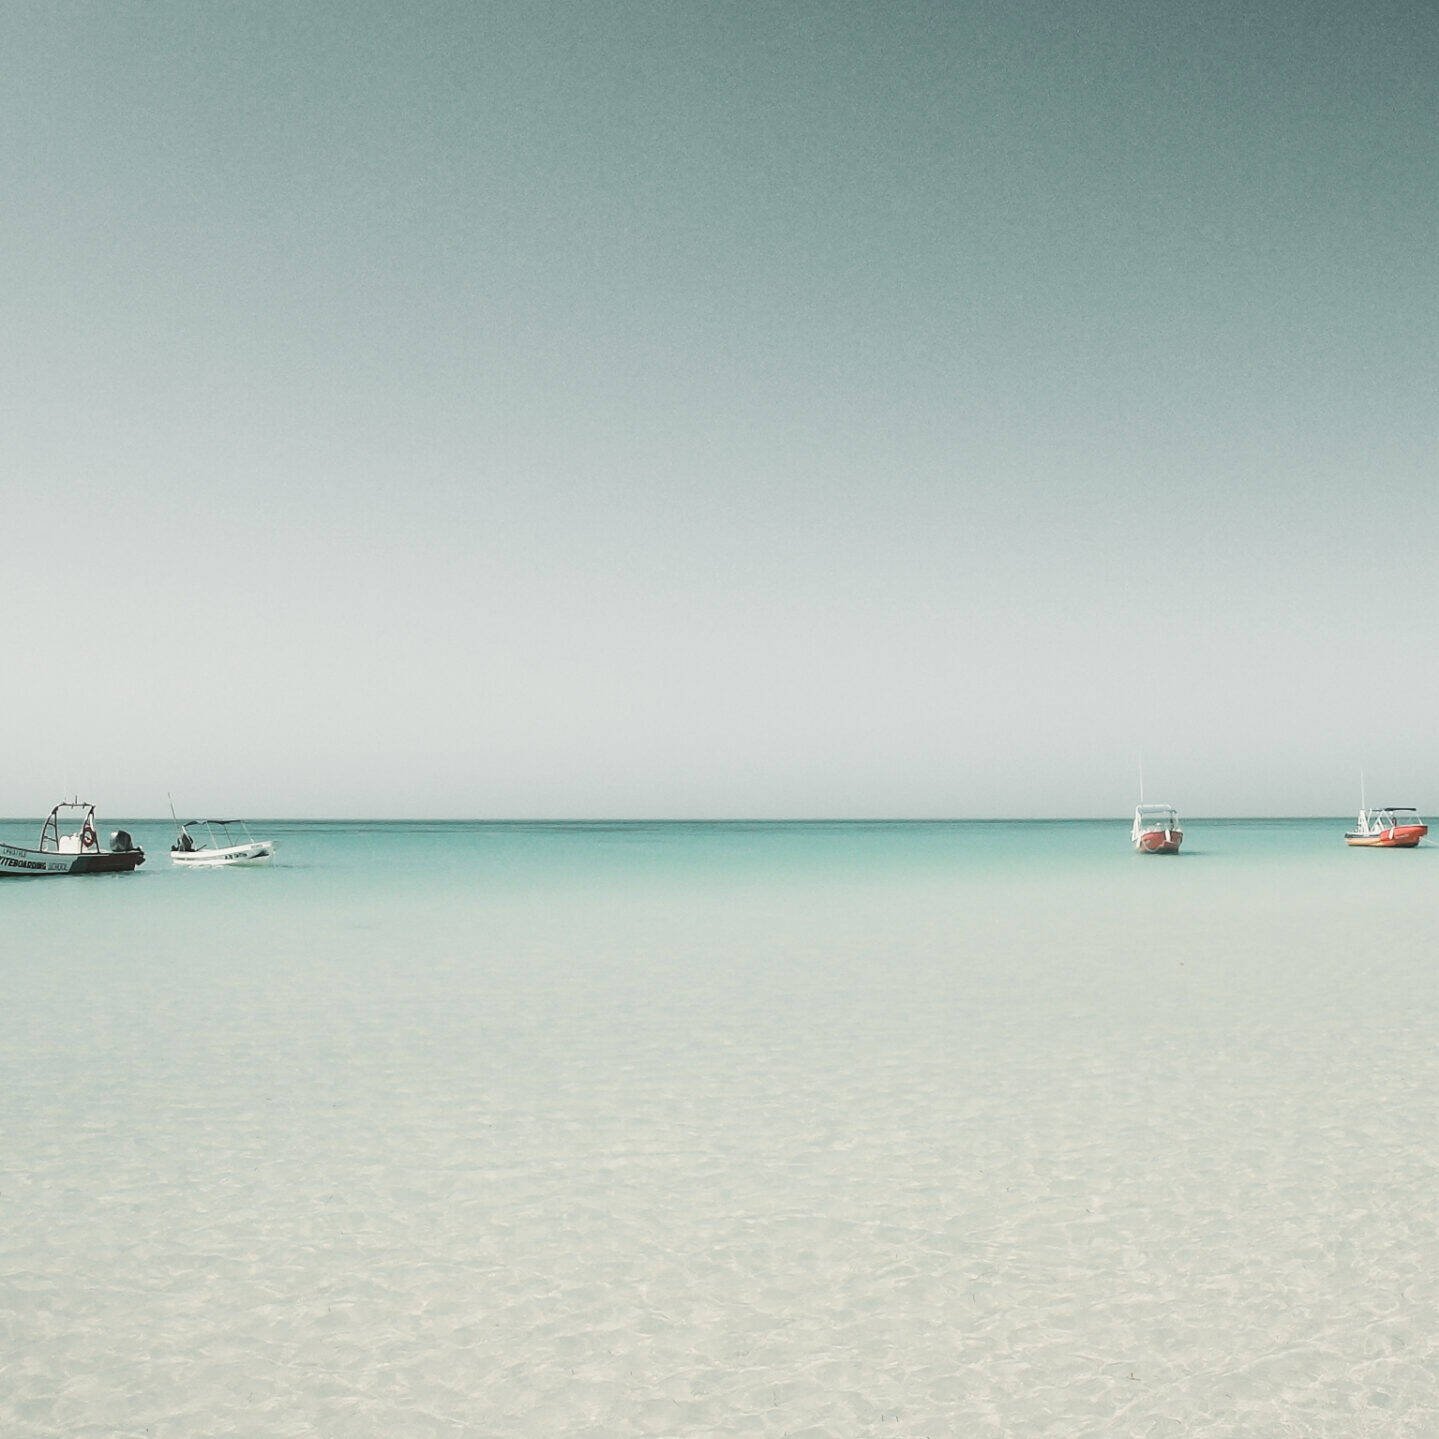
[1,834,1436,1436]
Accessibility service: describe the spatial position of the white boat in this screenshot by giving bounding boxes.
[171,818,276,867]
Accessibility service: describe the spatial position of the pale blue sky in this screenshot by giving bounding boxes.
[3,1,1435,816]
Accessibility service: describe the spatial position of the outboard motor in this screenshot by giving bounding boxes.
[111,830,136,853]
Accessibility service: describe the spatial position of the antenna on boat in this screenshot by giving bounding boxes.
[1138,754,1145,804]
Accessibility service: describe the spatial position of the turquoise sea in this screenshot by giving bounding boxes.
[3,820,1436,1436]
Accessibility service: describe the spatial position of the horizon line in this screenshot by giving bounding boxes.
[0,813,1373,825]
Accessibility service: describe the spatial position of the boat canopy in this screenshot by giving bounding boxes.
[1360,807,1422,825]
[176,818,258,848]
[1134,804,1179,821]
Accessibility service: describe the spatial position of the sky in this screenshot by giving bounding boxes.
[2,0,1435,818]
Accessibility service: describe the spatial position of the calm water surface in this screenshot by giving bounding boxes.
[2,821,1435,1436]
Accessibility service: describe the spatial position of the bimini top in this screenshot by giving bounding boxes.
[1134,804,1179,818]
[173,817,262,852]
[177,819,258,839]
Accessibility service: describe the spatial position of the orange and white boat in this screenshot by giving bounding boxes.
[1132,804,1183,854]
[1344,806,1427,848]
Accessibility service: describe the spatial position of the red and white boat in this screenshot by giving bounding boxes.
[1132,803,1183,854]
[1344,806,1427,848]
[0,800,146,877]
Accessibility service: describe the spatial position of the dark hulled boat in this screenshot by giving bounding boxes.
[0,801,145,877]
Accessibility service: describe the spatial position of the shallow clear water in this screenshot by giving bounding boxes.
[2,820,1435,1436]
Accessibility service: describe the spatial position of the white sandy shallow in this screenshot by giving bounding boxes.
[1,823,1436,1435]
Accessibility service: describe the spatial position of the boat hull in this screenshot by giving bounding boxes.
[1135,829,1183,854]
[1344,825,1427,848]
[0,842,145,877]
[172,841,275,867]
